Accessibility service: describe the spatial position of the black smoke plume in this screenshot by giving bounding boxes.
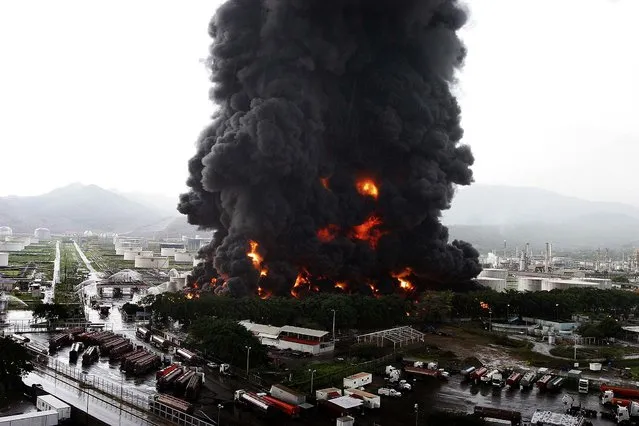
[179,0,481,297]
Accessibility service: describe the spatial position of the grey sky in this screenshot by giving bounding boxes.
[1,1,637,204]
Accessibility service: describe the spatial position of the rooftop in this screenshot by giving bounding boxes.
[281,325,329,338]
[327,396,363,410]
[530,410,581,426]
[345,372,371,380]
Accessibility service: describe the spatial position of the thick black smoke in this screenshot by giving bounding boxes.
[179,0,481,297]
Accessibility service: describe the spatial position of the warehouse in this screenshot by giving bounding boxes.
[239,320,334,355]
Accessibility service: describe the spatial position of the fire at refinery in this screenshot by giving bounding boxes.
[178,0,482,298]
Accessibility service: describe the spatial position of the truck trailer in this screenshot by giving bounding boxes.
[235,390,272,414]
[0,410,59,426]
[36,395,71,422]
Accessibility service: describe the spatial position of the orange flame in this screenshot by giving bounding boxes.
[480,301,490,310]
[260,267,268,277]
[351,215,386,249]
[317,224,340,243]
[247,240,263,269]
[257,286,272,300]
[356,178,379,199]
[392,268,414,291]
[320,177,330,190]
[185,293,194,300]
[368,282,380,297]
[291,268,311,298]
[334,281,347,291]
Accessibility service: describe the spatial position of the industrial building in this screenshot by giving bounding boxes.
[33,227,52,241]
[240,320,334,355]
[174,250,195,263]
[517,276,544,292]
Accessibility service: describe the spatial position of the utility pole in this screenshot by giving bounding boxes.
[489,309,492,332]
[245,346,252,377]
[309,369,317,395]
[415,403,419,426]
[331,309,336,345]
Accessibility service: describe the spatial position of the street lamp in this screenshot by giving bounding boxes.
[414,403,419,426]
[309,369,317,395]
[331,309,337,344]
[245,346,252,377]
[217,404,224,425]
[507,304,510,322]
[555,303,559,321]
[489,309,492,332]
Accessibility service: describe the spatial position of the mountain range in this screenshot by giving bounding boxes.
[444,185,639,251]
[1,183,637,250]
[0,183,202,237]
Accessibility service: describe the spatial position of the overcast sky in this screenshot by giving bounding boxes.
[1,0,637,205]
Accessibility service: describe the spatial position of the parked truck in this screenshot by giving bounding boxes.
[601,384,639,399]
[578,378,589,394]
[81,346,99,366]
[175,348,198,364]
[36,395,71,422]
[536,374,553,391]
[519,372,537,390]
[184,373,203,401]
[151,335,169,351]
[262,395,300,417]
[461,366,476,381]
[470,367,488,384]
[506,372,522,389]
[149,393,194,415]
[378,388,402,397]
[601,390,633,406]
[270,384,306,406]
[491,371,505,388]
[136,327,151,341]
[546,376,564,392]
[235,390,272,414]
[156,367,184,391]
[617,401,639,424]
[473,406,522,426]
[68,342,84,363]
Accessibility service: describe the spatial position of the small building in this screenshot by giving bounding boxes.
[34,228,52,241]
[0,252,8,267]
[343,372,372,389]
[337,416,355,426]
[123,250,153,261]
[316,387,343,401]
[343,388,380,409]
[239,320,335,355]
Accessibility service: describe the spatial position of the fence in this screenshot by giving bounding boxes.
[29,348,215,426]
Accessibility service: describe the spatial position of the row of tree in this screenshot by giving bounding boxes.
[452,288,639,320]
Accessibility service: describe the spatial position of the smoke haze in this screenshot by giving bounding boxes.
[179,0,481,297]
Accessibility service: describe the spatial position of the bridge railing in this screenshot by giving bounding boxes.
[32,349,215,426]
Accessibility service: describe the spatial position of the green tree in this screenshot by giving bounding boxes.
[32,303,70,322]
[612,276,630,283]
[187,317,268,369]
[0,337,33,399]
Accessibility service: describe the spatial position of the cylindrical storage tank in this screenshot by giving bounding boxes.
[517,276,543,292]
[160,247,178,257]
[478,268,508,280]
[476,277,507,292]
[174,252,194,263]
[0,252,8,267]
[134,256,169,269]
[0,242,25,252]
[34,228,51,241]
[0,226,12,239]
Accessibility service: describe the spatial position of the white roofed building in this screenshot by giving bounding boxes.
[239,320,334,355]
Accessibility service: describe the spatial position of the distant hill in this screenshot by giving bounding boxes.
[0,183,168,234]
[444,185,639,250]
[115,190,179,217]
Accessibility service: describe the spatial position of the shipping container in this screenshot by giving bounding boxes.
[270,384,306,405]
[343,372,372,389]
[36,395,71,421]
[0,409,58,426]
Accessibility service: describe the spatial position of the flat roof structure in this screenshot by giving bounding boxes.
[328,396,363,410]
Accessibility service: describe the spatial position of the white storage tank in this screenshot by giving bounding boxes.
[174,251,194,263]
[134,256,169,269]
[34,228,52,241]
[517,276,544,292]
[0,242,25,252]
[160,247,178,257]
[476,277,507,292]
[123,250,153,261]
[478,268,508,280]
[0,252,8,267]
[116,245,143,255]
[0,226,12,239]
